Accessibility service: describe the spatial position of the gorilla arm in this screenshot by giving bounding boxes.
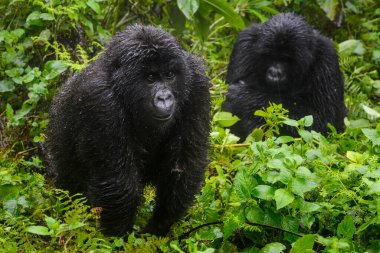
[144,55,211,236]
[74,86,143,236]
[295,38,345,134]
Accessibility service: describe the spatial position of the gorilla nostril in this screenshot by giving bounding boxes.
[266,63,286,83]
[154,90,174,111]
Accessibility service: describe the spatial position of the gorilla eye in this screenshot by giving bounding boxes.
[146,73,155,82]
[166,71,175,79]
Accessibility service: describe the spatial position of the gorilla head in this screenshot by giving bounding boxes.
[227,13,318,94]
[224,13,346,140]
[103,25,192,129]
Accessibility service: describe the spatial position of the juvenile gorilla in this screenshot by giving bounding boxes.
[223,13,346,141]
[46,25,211,236]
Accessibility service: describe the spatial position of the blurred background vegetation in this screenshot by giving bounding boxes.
[0,0,379,252]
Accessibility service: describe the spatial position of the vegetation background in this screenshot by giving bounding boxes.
[0,0,379,252]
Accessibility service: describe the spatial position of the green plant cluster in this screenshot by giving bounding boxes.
[0,0,379,252]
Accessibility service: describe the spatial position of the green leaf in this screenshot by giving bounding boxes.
[267,159,284,170]
[316,0,339,21]
[169,4,187,33]
[22,71,35,83]
[249,9,268,22]
[4,199,17,215]
[362,128,380,146]
[254,109,267,117]
[87,0,101,14]
[252,185,275,200]
[298,200,321,213]
[346,151,366,164]
[202,0,245,29]
[339,40,365,57]
[260,242,286,253]
[347,119,371,129]
[275,136,294,144]
[197,226,223,240]
[26,11,44,26]
[234,169,257,201]
[290,178,318,197]
[298,129,313,143]
[246,206,265,224]
[193,11,210,42]
[337,215,355,239]
[251,128,264,142]
[214,111,240,127]
[367,182,380,195]
[282,118,299,127]
[45,216,60,230]
[274,189,295,210]
[0,80,15,92]
[290,234,317,253]
[362,104,380,119]
[5,67,23,78]
[6,104,14,120]
[43,60,68,80]
[25,226,50,236]
[40,13,55,21]
[177,0,199,19]
[303,115,314,127]
[223,210,245,239]
[11,28,25,38]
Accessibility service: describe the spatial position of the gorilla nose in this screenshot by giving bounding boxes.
[153,90,174,118]
[266,63,286,84]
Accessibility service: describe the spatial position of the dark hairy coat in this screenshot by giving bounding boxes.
[223,13,346,141]
[46,25,211,236]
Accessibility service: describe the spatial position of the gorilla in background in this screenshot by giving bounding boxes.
[46,25,211,236]
[223,13,346,141]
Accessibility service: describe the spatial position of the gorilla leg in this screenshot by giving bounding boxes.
[144,162,203,235]
[86,165,143,236]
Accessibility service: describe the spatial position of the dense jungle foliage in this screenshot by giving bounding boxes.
[0,0,380,252]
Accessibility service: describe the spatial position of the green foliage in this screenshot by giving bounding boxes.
[1,0,380,252]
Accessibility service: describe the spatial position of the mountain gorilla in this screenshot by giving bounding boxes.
[223,13,346,141]
[46,25,211,236]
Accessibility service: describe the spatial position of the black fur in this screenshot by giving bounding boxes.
[223,13,346,141]
[46,25,211,236]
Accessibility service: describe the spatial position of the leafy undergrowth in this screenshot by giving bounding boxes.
[1,0,380,252]
[1,113,380,252]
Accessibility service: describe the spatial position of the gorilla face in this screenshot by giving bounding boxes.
[236,13,317,94]
[105,26,190,128]
[138,56,188,125]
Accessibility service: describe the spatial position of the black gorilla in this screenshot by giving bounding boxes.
[46,25,211,236]
[223,13,346,141]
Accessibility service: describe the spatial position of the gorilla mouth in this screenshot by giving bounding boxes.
[265,63,287,85]
[153,113,173,121]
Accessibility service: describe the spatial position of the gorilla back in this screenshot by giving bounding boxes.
[223,13,346,141]
[46,25,211,236]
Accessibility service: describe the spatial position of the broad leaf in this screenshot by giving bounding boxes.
[316,0,340,21]
[290,234,317,253]
[177,0,199,19]
[202,0,244,29]
[87,0,101,14]
[213,111,240,127]
[337,215,355,239]
[0,80,15,92]
[25,226,50,236]
[252,185,275,200]
[260,242,286,253]
[43,60,68,80]
[274,189,295,210]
